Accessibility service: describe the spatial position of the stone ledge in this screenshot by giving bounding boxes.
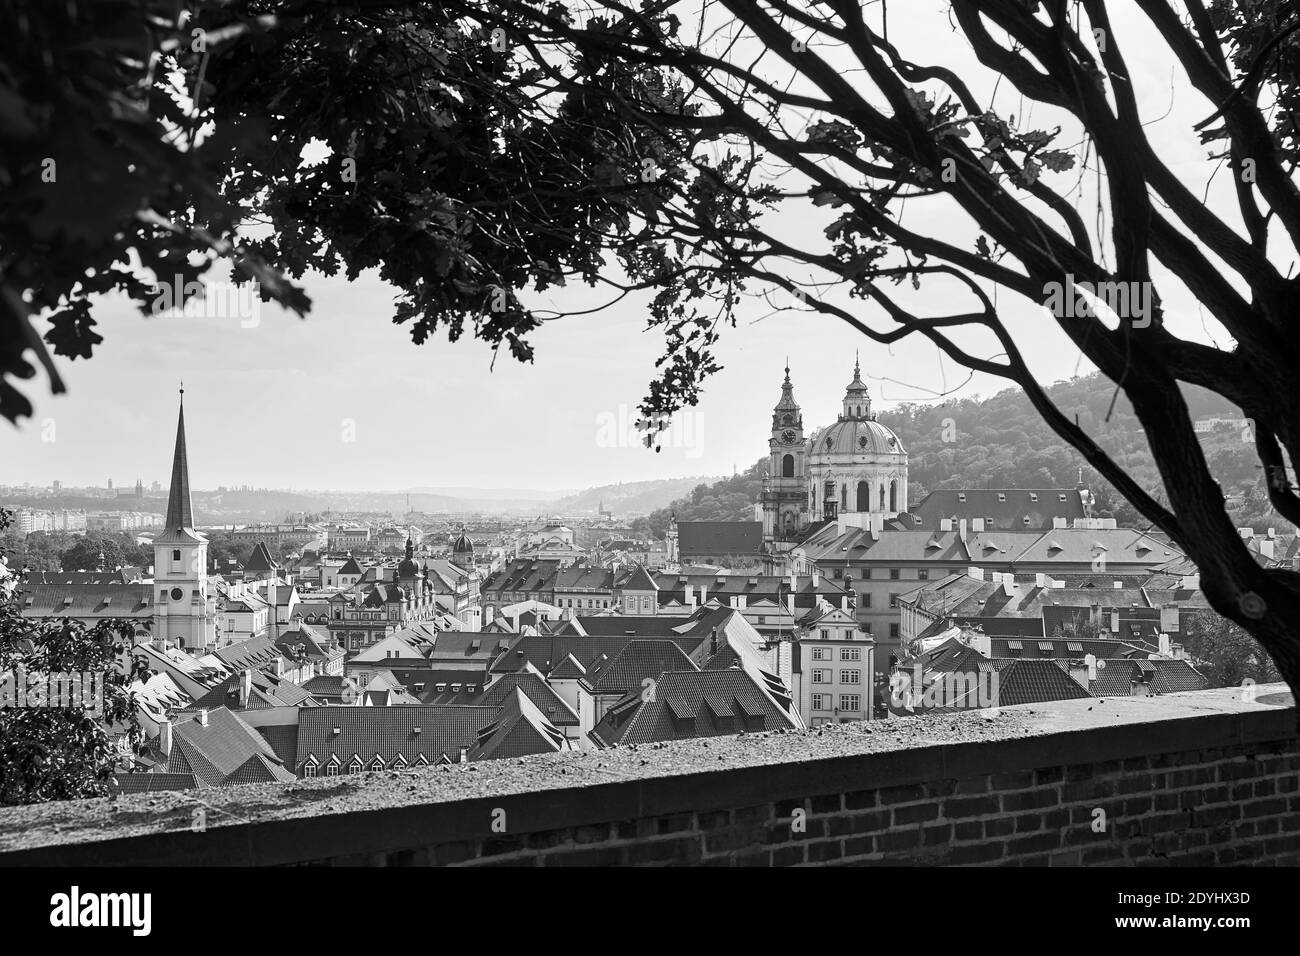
[0,685,1292,866]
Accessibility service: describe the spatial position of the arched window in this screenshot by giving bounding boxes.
[879,484,886,511]
[890,479,898,512]
[781,454,795,478]
[840,483,848,511]
[856,480,870,512]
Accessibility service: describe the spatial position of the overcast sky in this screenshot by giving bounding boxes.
[1,2,1272,492]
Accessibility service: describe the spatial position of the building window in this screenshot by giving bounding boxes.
[890,623,900,639]
[303,764,317,778]
[889,593,899,608]
[861,593,872,608]
[840,670,861,685]
[172,549,181,561]
[812,669,830,684]
[820,628,829,639]
[812,647,829,661]
[839,694,861,712]
[811,694,829,711]
[833,568,842,579]
[840,647,861,661]
[326,764,339,777]
[889,568,900,580]
[918,569,929,580]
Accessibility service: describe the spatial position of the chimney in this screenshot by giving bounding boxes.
[1053,516,1067,529]
[700,582,708,604]
[158,718,173,757]
[957,518,968,542]
[240,668,253,707]
[196,708,208,727]
[971,517,985,533]
[1034,572,1046,588]
[811,569,819,588]
[710,627,720,656]
[1003,576,1019,598]
[1158,633,1171,656]
[1260,539,1275,560]
[940,517,952,532]
[1159,604,1179,633]
[1084,654,1098,683]
[1109,609,1120,634]
[1180,573,1200,591]
[458,747,468,764]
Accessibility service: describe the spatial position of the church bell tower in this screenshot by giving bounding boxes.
[761,363,810,562]
[152,387,212,651]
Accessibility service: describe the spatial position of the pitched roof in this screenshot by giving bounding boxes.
[213,634,282,672]
[619,564,659,591]
[910,489,1086,530]
[590,668,796,747]
[245,541,280,573]
[467,688,569,760]
[547,653,587,680]
[676,521,763,556]
[591,640,700,696]
[989,659,1094,707]
[15,582,153,620]
[295,705,496,770]
[492,633,704,675]
[473,666,579,726]
[166,707,295,786]
[190,669,316,710]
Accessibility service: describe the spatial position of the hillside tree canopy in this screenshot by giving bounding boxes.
[4,1,1300,696]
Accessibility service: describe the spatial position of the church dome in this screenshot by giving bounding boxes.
[451,531,474,554]
[812,418,907,458]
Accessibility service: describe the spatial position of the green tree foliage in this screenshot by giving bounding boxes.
[0,529,152,574]
[0,509,145,805]
[1181,609,1282,689]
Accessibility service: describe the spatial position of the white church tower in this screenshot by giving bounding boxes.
[152,387,212,651]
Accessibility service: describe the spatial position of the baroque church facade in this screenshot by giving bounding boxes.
[760,358,909,560]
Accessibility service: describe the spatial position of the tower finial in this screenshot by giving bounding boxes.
[854,350,860,378]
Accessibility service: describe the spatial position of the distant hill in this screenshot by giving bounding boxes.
[549,476,723,516]
[634,373,1288,538]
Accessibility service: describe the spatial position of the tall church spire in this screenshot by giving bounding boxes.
[164,386,194,533]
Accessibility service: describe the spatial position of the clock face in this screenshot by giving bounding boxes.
[170,587,184,601]
[781,429,798,444]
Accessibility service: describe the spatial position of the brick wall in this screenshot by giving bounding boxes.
[0,687,1295,866]
[314,740,1300,867]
